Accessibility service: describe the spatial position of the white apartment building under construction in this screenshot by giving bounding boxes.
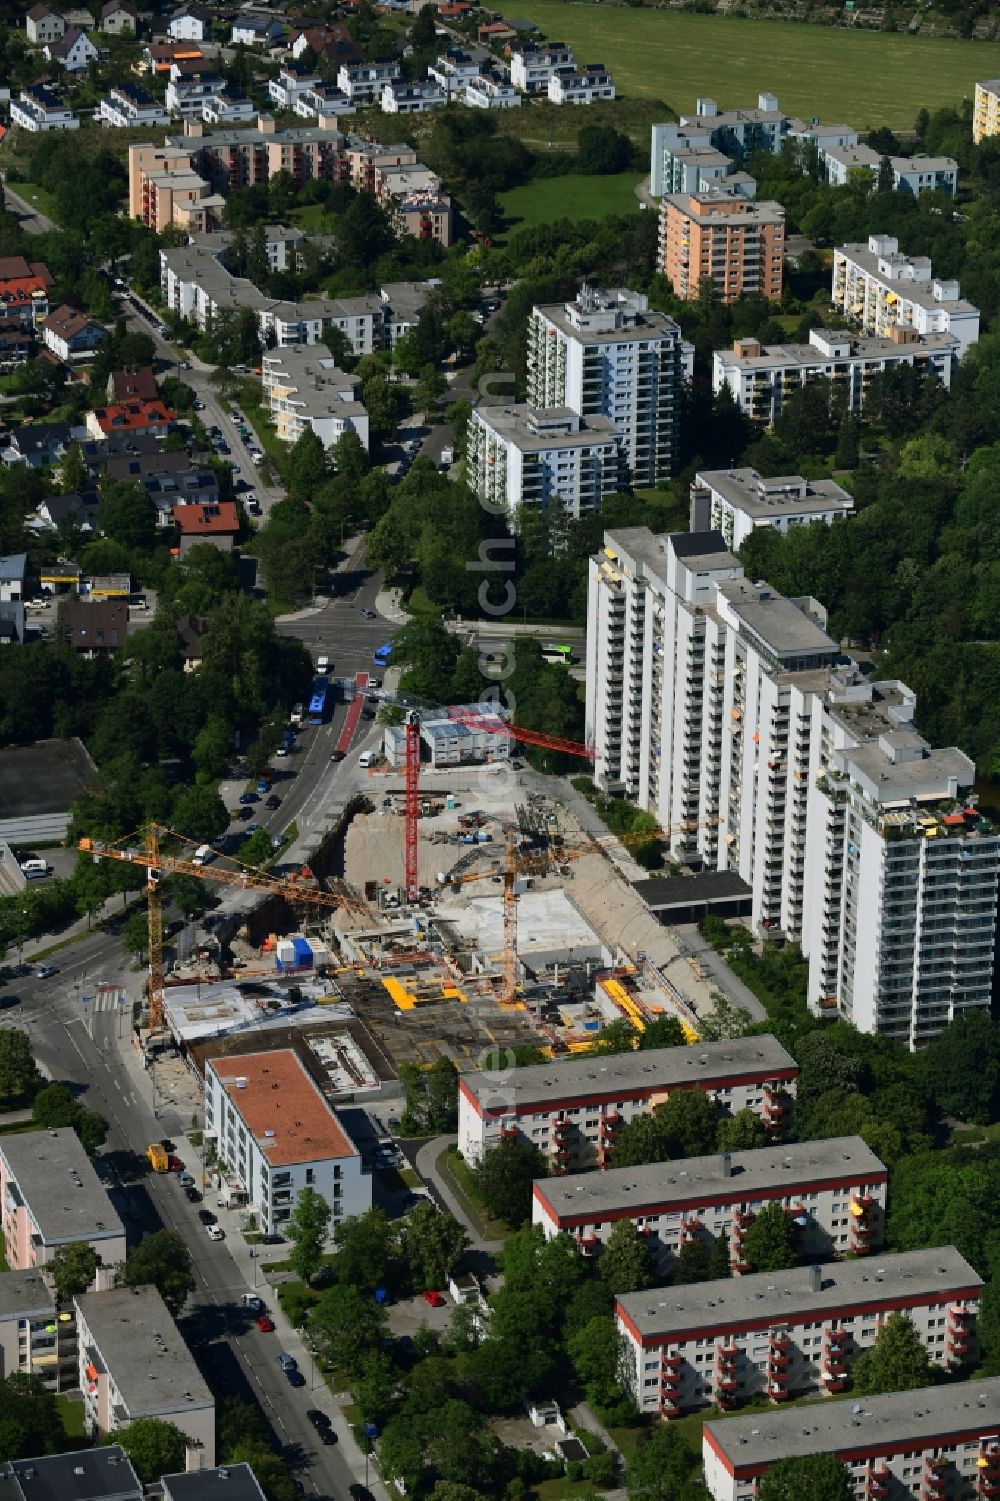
[525,287,688,487]
[585,527,1000,1046]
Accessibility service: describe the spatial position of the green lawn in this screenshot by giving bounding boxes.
[439,1146,510,1240]
[491,2,985,129]
[500,171,640,233]
[57,1393,87,1440]
[10,181,60,221]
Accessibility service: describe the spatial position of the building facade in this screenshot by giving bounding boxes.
[261,347,369,451]
[0,1129,124,1277]
[0,1267,77,1392]
[974,79,1000,143]
[510,41,575,92]
[548,67,615,105]
[659,192,785,303]
[702,1377,1000,1501]
[10,85,79,131]
[832,234,980,359]
[689,468,854,551]
[584,527,1000,1045]
[458,1034,797,1168]
[532,1136,888,1270]
[526,287,685,487]
[204,1049,370,1236]
[466,403,623,522]
[616,1247,982,1418]
[76,1285,215,1461]
[713,327,960,425]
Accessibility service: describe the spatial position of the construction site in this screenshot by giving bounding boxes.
[78,708,740,1105]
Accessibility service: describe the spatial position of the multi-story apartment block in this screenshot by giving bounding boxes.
[617,1248,983,1418]
[76,1285,215,1460]
[165,69,227,118]
[533,1136,887,1270]
[804,691,1000,1047]
[714,326,960,425]
[381,80,447,115]
[973,79,1000,143]
[200,89,255,125]
[464,75,521,109]
[820,145,958,196]
[585,526,1000,1044]
[548,66,615,105]
[204,1049,370,1236]
[0,255,52,331]
[833,235,980,358]
[659,192,785,303]
[510,41,576,92]
[262,348,369,451]
[294,82,356,118]
[702,1377,1000,1501]
[676,93,787,160]
[0,1267,77,1391]
[97,81,169,128]
[526,287,686,487]
[10,84,79,131]
[466,403,623,522]
[689,467,854,551]
[650,125,751,198]
[458,1034,798,1168]
[427,48,481,96]
[0,1129,125,1277]
[337,58,402,102]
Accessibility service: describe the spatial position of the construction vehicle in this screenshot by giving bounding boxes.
[80,825,368,1050]
[147,1143,169,1172]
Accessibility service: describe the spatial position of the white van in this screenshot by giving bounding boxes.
[358,751,373,768]
[20,859,50,879]
[192,844,215,867]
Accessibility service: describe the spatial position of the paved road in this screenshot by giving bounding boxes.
[5,962,366,1500]
[1,180,58,235]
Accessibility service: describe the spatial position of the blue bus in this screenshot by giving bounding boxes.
[307,676,329,725]
[373,642,393,667]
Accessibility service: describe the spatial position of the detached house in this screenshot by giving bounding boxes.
[168,3,209,41]
[172,500,240,554]
[25,3,65,44]
[85,398,175,440]
[42,304,107,362]
[45,25,99,70]
[100,0,137,33]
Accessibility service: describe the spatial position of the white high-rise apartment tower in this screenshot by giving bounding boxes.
[585,526,1000,1046]
[526,287,686,487]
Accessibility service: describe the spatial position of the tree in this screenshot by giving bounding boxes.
[239,828,274,869]
[287,1185,332,1284]
[0,1373,65,1461]
[109,1418,188,1483]
[398,1201,469,1291]
[49,1241,100,1302]
[922,1012,1000,1125]
[309,1284,388,1378]
[354,1351,397,1428]
[0,1030,41,1107]
[399,1056,458,1134]
[852,1313,936,1393]
[717,1109,766,1153]
[568,1315,631,1417]
[97,479,157,552]
[627,1423,700,1501]
[742,1203,799,1274]
[600,1220,654,1295]
[656,1089,719,1157]
[116,1230,195,1317]
[471,1140,545,1227]
[285,428,328,504]
[758,1455,853,1501]
[171,785,229,844]
[638,1016,686,1049]
[333,1207,395,1291]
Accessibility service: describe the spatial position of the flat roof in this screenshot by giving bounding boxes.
[704,1376,1000,1472]
[718,578,838,660]
[474,402,619,453]
[6,1447,142,1501]
[695,467,854,520]
[162,1466,266,1501]
[208,1048,359,1165]
[461,1034,796,1115]
[617,1246,982,1343]
[836,240,978,316]
[0,1129,123,1248]
[715,329,959,372]
[76,1285,213,1419]
[0,1267,55,1322]
[536,1135,886,1225]
[633,870,753,909]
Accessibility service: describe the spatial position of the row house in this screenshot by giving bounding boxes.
[458,1034,797,1168]
[97,81,169,128]
[548,65,615,105]
[616,1248,982,1418]
[10,84,79,131]
[336,58,401,102]
[532,1136,887,1271]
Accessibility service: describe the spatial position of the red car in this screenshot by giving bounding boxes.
[421,1290,445,1308]
[167,1155,184,1173]
[256,1314,275,1332]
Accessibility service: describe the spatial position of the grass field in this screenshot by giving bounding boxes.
[500,170,641,231]
[491,2,988,129]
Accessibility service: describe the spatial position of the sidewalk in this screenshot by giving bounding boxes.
[414,1135,502,1258]
[375,584,410,625]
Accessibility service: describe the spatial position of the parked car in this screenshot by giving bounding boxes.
[256,1314,275,1333]
[198,1209,216,1225]
[239,792,258,805]
[307,1410,330,1433]
[244,823,260,836]
[177,1171,194,1187]
[237,807,254,821]
[265,795,281,810]
[241,1294,264,1311]
[0,995,21,1010]
[206,1224,225,1241]
[262,1232,284,1245]
[278,1354,298,1371]
[167,1155,183,1172]
[285,1368,306,1388]
[184,1186,201,1203]
[421,1290,445,1308]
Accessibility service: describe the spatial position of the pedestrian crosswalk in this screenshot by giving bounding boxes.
[81,987,126,1014]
